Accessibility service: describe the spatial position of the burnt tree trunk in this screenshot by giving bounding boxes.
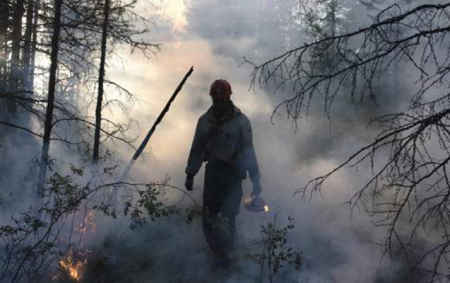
[18,0,36,129]
[29,0,39,90]
[93,0,111,163]
[0,0,9,87]
[0,0,10,143]
[22,0,35,92]
[10,0,25,103]
[330,0,336,38]
[37,0,62,195]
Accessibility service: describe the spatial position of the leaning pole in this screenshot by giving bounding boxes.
[118,66,194,182]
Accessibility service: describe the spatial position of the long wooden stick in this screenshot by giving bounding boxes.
[119,66,194,181]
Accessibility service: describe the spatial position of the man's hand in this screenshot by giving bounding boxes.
[251,178,262,197]
[185,174,194,191]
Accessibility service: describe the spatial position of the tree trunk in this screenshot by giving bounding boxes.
[330,0,336,38]
[10,0,25,103]
[93,0,111,163]
[29,0,39,90]
[18,0,35,130]
[0,0,9,87]
[22,0,35,92]
[37,0,62,196]
[0,0,9,139]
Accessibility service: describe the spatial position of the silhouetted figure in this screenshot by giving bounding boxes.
[185,79,262,257]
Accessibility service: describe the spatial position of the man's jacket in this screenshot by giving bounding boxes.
[185,102,260,181]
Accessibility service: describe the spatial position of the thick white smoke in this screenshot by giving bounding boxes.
[96,1,411,282]
[1,0,435,282]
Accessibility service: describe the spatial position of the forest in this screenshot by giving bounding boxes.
[1,0,450,282]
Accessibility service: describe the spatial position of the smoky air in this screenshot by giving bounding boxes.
[0,0,448,282]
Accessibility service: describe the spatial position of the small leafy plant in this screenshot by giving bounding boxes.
[253,211,302,283]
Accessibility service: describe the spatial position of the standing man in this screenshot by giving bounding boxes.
[185,79,262,256]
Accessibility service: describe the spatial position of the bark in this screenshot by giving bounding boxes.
[22,0,35,92]
[0,0,9,85]
[93,0,111,163]
[29,0,39,90]
[37,0,62,196]
[0,1,9,144]
[10,0,25,99]
[330,0,336,38]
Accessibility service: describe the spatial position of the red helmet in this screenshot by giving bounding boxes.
[209,79,232,98]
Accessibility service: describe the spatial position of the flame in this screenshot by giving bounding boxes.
[54,210,95,281]
[75,210,97,234]
[56,248,88,282]
[58,260,83,281]
[264,205,269,212]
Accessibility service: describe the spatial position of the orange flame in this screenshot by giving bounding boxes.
[54,210,95,281]
[56,248,88,282]
[75,210,97,234]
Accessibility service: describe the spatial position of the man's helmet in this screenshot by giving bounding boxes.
[209,79,232,98]
[244,196,268,213]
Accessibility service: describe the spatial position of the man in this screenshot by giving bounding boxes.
[185,79,262,256]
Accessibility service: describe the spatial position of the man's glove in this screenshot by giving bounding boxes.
[251,178,262,197]
[185,174,194,191]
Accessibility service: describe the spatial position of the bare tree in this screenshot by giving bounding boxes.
[88,0,160,163]
[0,0,160,195]
[248,2,450,281]
[92,0,111,164]
[296,0,346,39]
[37,0,63,195]
[9,0,25,115]
[22,0,36,92]
[295,0,349,77]
[0,1,8,91]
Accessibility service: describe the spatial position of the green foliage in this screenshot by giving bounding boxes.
[185,204,203,225]
[46,171,90,217]
[254,214,302,283]
[123,184,179,229]
[0,165,184,282]
[93,201,119,219]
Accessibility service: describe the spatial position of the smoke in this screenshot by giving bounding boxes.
[92,1,408,282]
[0,0,438,282]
